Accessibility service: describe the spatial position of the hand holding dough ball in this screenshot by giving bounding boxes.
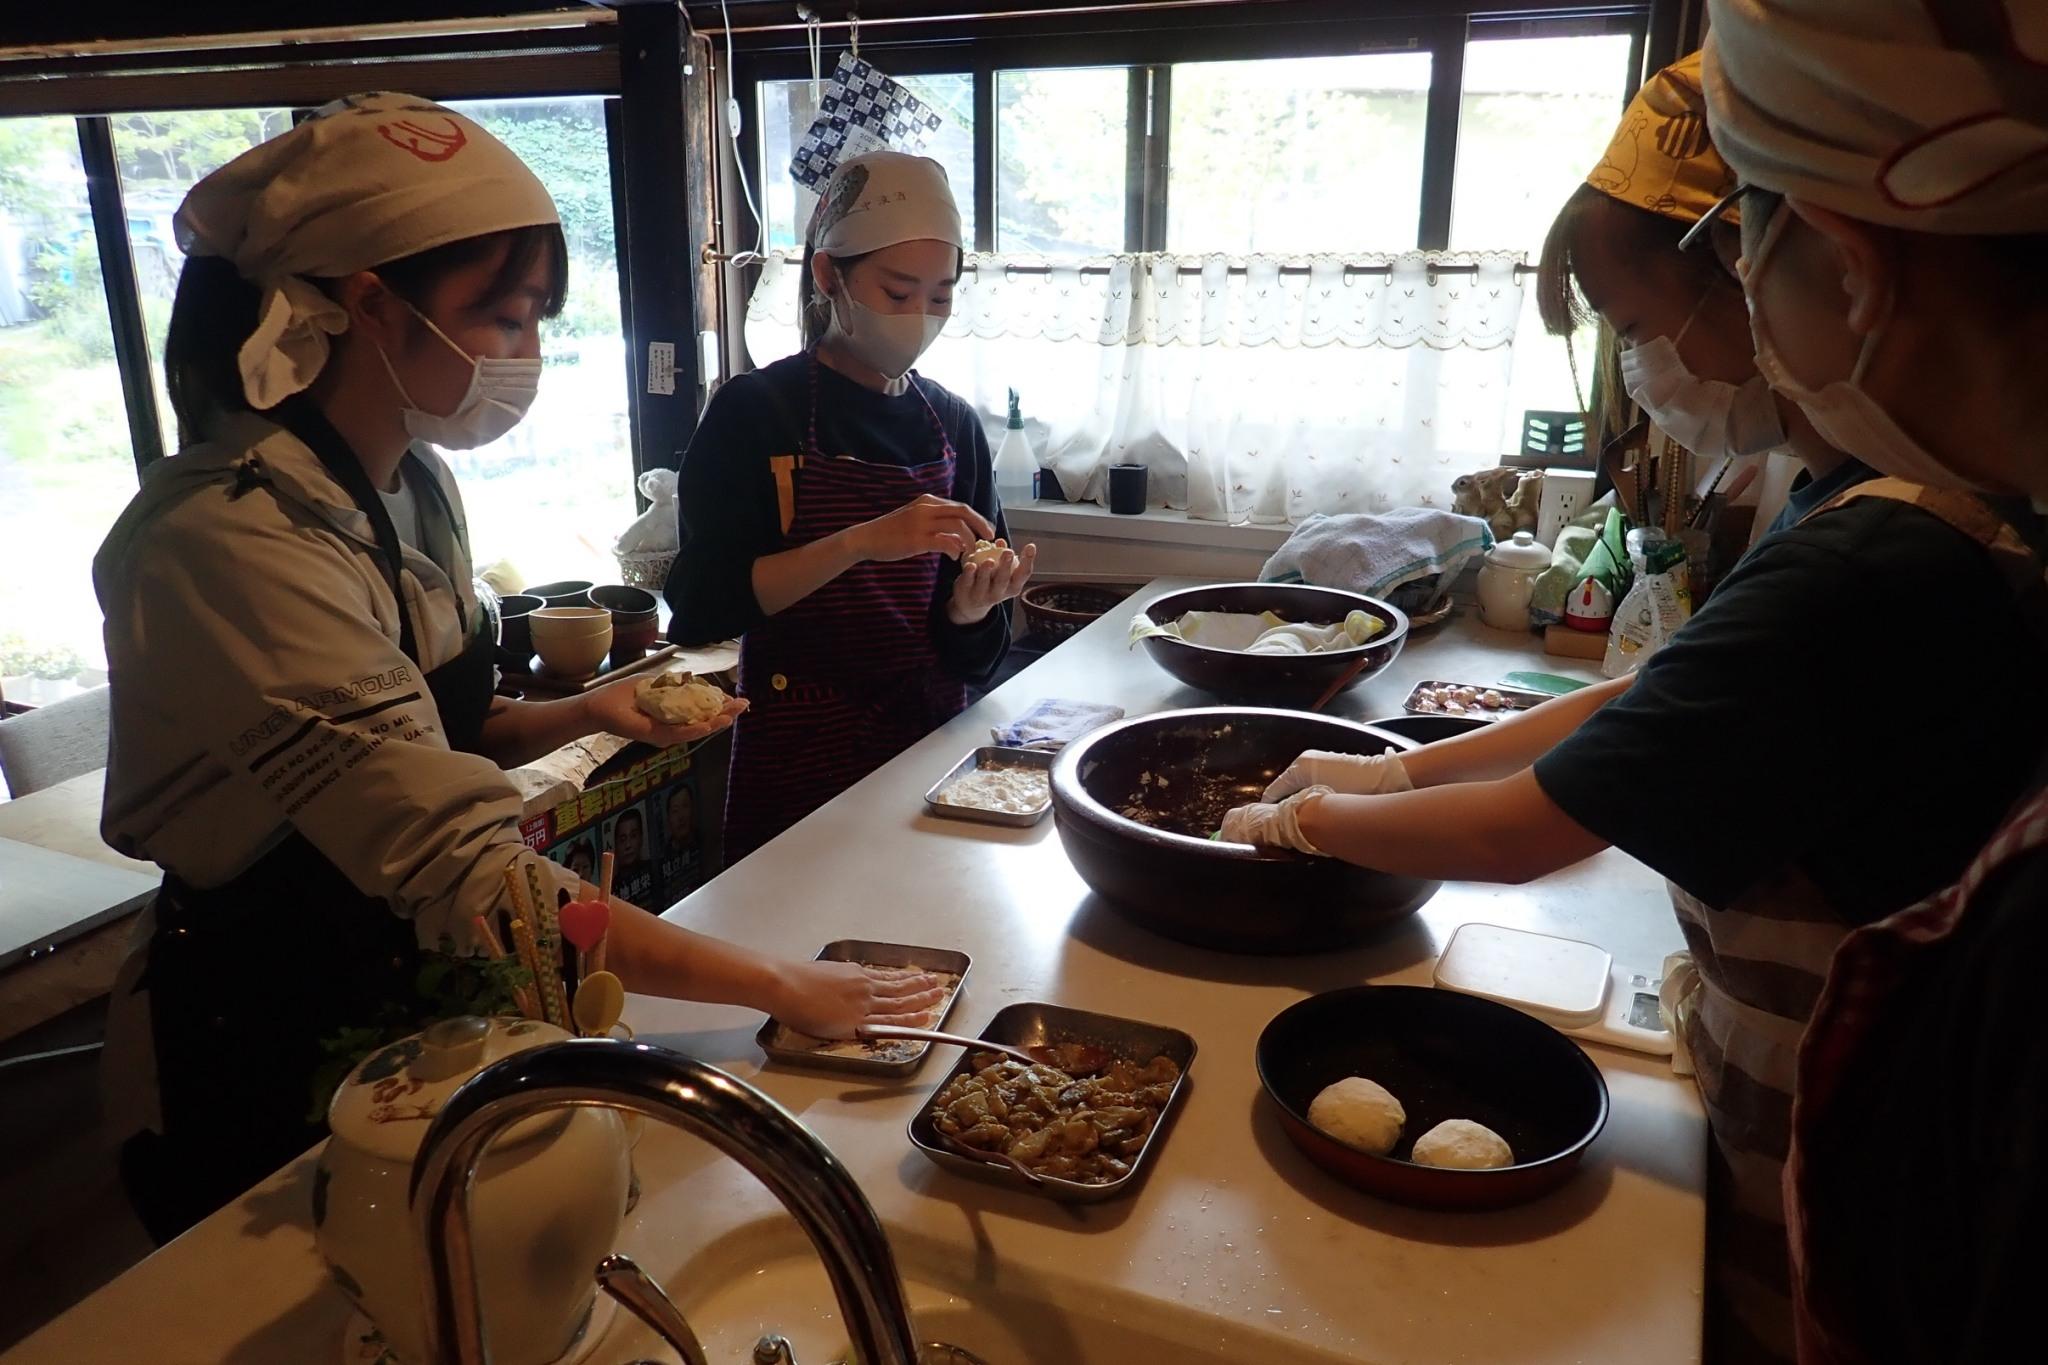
[1410,1118,1514,1170]
[634,670,729,726]
[1307,1076,1405,1156]
[964,537,1010,568]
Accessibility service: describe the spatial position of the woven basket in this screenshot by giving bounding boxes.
[1020,582,1129,640]
[614,548,676,592]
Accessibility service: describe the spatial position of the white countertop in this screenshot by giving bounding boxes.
[5,584,1703,1365]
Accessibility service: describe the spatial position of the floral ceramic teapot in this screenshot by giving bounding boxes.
[314,1015,629,1365]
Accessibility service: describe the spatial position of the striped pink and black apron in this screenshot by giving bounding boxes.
[721,358,971,864]
[1665,477,2047,1364]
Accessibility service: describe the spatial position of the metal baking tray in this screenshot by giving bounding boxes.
[1402,679,1553,722]
[922,746,1055,827]
[907,1001,1197,1204]
[756,939,971,1078]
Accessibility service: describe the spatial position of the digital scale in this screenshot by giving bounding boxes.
[1433,922,1673,1056]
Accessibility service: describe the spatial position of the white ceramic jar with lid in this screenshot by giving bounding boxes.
[314,1015,629,1365]
[1475,531,1553,631]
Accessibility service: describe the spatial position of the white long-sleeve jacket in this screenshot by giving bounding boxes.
[93,410,575,951]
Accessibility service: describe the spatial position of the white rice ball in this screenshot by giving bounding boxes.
[1410,1118,1514,1170]
[1306,1076,1405,1156]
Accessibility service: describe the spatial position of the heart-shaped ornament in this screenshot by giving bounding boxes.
[559,898,611,952]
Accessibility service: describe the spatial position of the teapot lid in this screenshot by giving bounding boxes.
[327,1015,571,1164]
[1486,530,1552,571]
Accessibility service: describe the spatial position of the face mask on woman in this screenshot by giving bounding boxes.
[1742,200,1973,489]
[1620,300,1787,462]
[824,272,945,380]
[375,300,541,450]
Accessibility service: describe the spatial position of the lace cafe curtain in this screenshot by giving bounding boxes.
[743,251,1526,524]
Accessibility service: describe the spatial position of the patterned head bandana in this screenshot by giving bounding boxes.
[807,150,963,258]
[1585,51,1741,228]
[176,92,559,409]
[1704,0,2048,232]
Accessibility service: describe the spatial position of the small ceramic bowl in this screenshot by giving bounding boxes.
[496,594,545,658]
[530,607,613,676]
[524,579,595,609]
[590,584,658,616]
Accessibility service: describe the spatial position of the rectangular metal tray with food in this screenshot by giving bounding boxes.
[907,1001,1197,1204]
[922,746,1055,827]
[756,939,971,1077]
[1402,679,1553,721]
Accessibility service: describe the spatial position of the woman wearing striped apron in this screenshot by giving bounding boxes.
[667,152,1034,863]
[1699,3,2048,1358]
[1218,58,2048,1364]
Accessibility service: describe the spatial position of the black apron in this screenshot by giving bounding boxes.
[122,402,497,1244]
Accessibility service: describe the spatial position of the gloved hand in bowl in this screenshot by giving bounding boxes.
[1220,785,1334,855]
[1263,750,1413,802]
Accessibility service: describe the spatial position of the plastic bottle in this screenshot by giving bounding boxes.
[993,388,1037,507]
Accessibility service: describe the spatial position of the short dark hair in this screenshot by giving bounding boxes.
[164,223,569,442]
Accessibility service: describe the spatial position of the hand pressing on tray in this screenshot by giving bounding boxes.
[1220,785,1334,856]
[1264,749,1413,801]
[773,961,949,1040]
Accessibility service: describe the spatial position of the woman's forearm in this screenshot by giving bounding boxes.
[1296,770,1609,884]
[476,694,604,769]
[1398,674,1635,788]
[601,895,790,1012]
[751,528,864,617]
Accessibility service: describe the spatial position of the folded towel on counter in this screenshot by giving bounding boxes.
[1129,608,1385,654]
[1259,509,1493,610]
[991,698,1126,751]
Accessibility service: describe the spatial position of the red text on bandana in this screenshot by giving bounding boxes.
[378,117,467,163]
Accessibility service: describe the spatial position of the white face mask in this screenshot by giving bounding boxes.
[825,282,945,381]
[1620,303,1786,463]
[375,302,541,450]
[1742,201,1971,489]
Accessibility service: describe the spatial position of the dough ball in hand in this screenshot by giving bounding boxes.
[1410,1118,1514,1170]
[1307,1076,1405,1156]
[634,670,729,725]
[964,537,1008,568]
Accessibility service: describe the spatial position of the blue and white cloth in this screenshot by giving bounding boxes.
[1259,509,1493,610]
[991,698,1125,752]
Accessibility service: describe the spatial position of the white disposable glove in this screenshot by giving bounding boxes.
[1219,785,1333,855]
[1263,749,1413,802]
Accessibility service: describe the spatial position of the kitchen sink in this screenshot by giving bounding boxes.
[594,1218,1352,1365]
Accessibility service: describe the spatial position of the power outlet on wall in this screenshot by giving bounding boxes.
[1537,470,1598,546]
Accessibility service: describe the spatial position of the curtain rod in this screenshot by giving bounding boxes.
[0,11,617,65]
[697,0,1302,37]
[705,248,1536,277]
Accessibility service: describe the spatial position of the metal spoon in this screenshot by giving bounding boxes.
[855,1024,1039,1067]
[597,1254,710,1365]
[937,1131,1047,1187]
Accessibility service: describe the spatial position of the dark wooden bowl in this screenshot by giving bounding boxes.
[1257,986,1609,1211]
[1050,708,1440,953]
[1136,583,1409,708]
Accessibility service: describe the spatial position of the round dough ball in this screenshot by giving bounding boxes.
[1306,1076,1405,1156]
[1409,1118,1514,1170]
[964,538,1008,569]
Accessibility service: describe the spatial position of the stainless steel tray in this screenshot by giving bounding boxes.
[756,939,971,1078]
[922,746,1055,827]
[1402,679,1553,722]
[907,1001,1197,1204]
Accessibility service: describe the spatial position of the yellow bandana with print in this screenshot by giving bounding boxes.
[1584,51,1738,228]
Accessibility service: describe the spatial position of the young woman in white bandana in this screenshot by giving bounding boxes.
[666,152,1036,862]
[1702,4,2048,1361]
[94,96,944,1241]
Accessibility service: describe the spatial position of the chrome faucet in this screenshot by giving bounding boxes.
[408,1037,924,1365]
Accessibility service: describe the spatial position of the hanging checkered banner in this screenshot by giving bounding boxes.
[789,51,945,190]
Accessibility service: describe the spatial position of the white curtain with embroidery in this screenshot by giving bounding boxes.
[744,250,1526,524]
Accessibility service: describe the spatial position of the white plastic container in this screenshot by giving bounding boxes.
[994,387,1037,508]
